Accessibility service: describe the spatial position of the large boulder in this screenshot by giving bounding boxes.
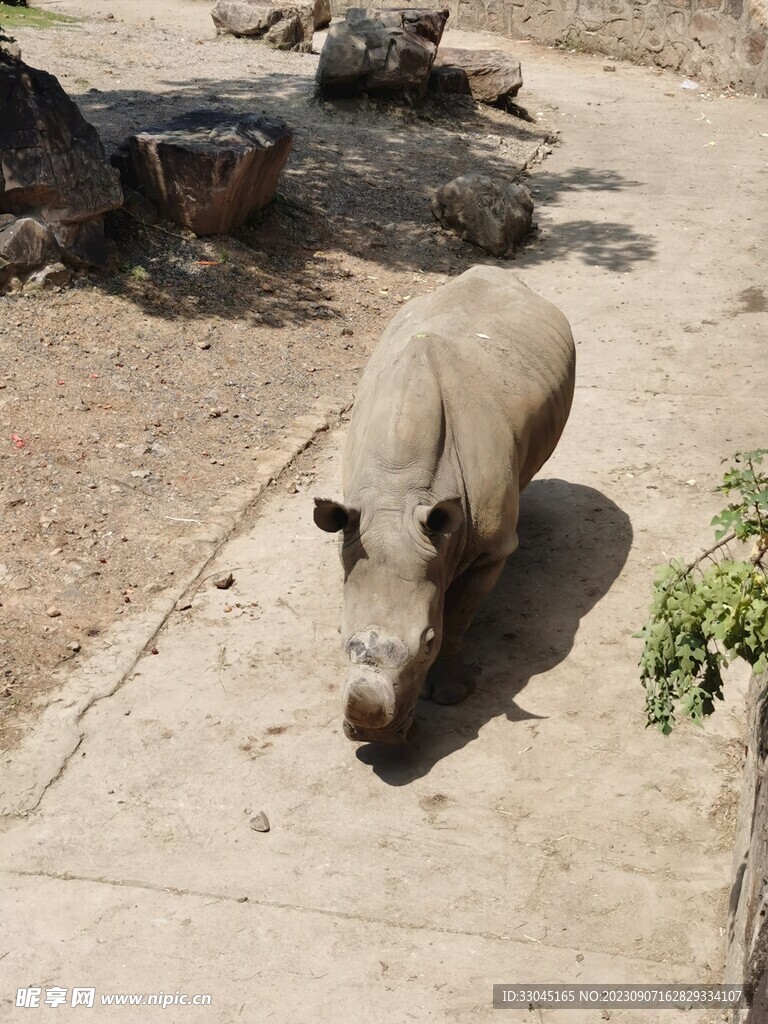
[0,55,122,290]
[433,48,523,106]
[316,7,449,96]
[211,0,315,49]
[431,173,533,257]
[112,110,293,236]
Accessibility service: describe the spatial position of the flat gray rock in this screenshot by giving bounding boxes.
[434,48,523,106]
[211,0,314,48]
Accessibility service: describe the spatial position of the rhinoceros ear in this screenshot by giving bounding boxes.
[416,497,464,537]
[314,497,358,533]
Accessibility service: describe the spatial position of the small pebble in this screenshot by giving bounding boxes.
[67,641,81,653]
[46,606,62,618]
[250,812,270,832]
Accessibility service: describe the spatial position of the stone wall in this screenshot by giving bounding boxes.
[726,671,768,1021]
[330,0,768,95]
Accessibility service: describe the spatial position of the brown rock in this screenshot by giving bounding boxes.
[264,10,301,47]
[312,0,331,28]
[431,174,533,257]
[0,59,123,224]
[113,110,293,236]
[25,261,72,289]
[434,48,523,106]
[427,64,472,96]
[0,217,56,270]
[316,8,449,96]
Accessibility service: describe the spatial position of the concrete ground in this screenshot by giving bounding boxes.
[2,22,768,1024]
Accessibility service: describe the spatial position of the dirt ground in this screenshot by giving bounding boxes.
[0,1,555,749]
[2,2,768,1020]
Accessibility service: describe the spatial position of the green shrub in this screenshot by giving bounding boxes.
[637,450,768,734]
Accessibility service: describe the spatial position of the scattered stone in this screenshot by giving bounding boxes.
[0,58,122,291]
[236,895,249,903]
[431,174,533,257]
[46,606,62,618]
[211,0,314,50]
[197,340,211,350]
[176,599,193,611]
[433,48,523,107]
[249,811,271,832]
[603,64,616,72]
[0,218,56,271]
[286,481,298,493]
[67,640,81,653]
[209,405,228,417]
[213,572,235,590]
[24,262,72,290]
[112,110,293,235]
[131,469,151,479]
[316,8,449,97]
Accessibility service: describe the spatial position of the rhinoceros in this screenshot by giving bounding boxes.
[314,266,575,744]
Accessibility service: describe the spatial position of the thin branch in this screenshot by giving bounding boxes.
[682,532,737,575]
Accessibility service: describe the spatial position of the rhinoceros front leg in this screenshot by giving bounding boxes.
[423,556,507,705]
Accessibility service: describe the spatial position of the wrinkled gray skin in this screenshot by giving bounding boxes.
[315,266,576,744]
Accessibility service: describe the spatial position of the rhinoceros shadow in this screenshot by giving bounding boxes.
[357,478,633,783]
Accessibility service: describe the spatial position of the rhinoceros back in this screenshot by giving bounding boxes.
[343,266,575,566]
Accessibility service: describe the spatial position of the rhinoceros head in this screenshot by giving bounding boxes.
[314,495,463,744]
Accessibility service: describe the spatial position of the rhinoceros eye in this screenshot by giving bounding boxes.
[423,628,435,655]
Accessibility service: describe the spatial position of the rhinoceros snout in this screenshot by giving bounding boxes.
[343,670,396,729]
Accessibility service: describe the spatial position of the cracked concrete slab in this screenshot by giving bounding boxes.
[2,34,767,1024]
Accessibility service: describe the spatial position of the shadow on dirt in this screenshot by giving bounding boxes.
[519,166,656,271]
[69,71,655,321]
[357,478,633,783]
[74,72,546,325]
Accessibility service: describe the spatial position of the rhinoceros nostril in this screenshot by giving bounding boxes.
[348,636,373,665]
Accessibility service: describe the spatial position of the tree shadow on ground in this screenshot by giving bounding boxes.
[74,71,548,325]
[355,478,633,783]
[518,166,657,271]
[68,66,656,322]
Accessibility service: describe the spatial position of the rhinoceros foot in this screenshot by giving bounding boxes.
[422,654,476,705]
